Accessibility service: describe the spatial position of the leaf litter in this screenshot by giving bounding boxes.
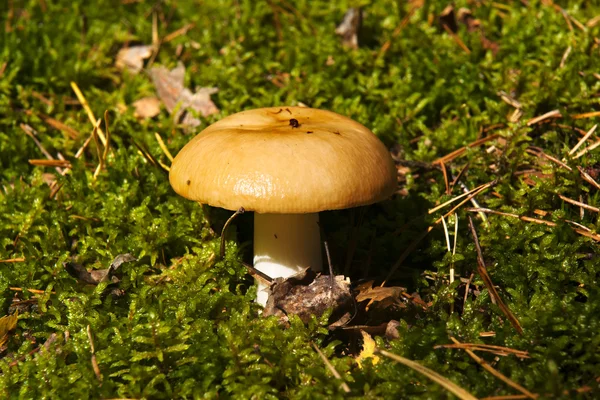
[115,45,154,74]
[148,62,219,128]
[64,253,137,285]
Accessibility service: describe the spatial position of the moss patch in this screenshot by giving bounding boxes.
[2,0,600,398]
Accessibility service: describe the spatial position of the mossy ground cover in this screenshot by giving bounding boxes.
[1,0,600,398]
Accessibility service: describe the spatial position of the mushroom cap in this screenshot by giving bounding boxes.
[169,106,397,213]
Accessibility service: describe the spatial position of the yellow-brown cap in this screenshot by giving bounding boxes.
[169,107,396,213]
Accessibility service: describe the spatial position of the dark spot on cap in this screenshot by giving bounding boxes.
[274,234,278,239]
[289,118,300,128]
[333,131,341,135]
[186,180,191,185]
[306,131,313,134]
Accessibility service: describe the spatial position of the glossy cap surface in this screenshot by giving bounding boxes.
[169,106,396,213]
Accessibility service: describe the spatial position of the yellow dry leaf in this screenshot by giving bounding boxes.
[0,312,18,347]
[356,330,380,368]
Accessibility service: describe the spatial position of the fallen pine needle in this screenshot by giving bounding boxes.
[91,119,104,180]
[558,194,600,213]
[383,181,495,286]
[572,111,600,120]
[526,110,561,126]
[578,166,600,190]
[87,325,103,383]
[163,23,195,42]
[29,159,72,168]
[429,182,490,214]
[311,342,351,393]
[70,82,107,146]
[74,132,94,159]
[435,342,529,359]
[465,207,600,241]
[468,216,524,334]
[559,45,571,69]
[0,258,25,263]
[442,23,471,54]
[102,110,111,165]
[435,134,500,165]
[9,287,56,294]
[573,139,600,159]
[450,337,537,399]
[526,147,572,171]
[569,124,597,155]
[377,349,478,400]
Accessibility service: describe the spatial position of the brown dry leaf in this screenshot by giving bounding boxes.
[148,62,219,129]
[132,96,161,119]
[115,45,153,74]
[356,330,380,368]
[65,253,137,285]
[439,5,458,32]
[263,268,353,325]
[355,280,405,310]
[457,8,480,32]
[335,8,362,49]
[0,312,18,348]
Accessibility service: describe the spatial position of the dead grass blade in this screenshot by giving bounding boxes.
[311,342,351,393]
[70,82,107,145]
[377,349,478,400]
[468,216,524,334]
[450,337,537,399]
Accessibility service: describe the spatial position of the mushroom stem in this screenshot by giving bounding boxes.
[253,212,323,306]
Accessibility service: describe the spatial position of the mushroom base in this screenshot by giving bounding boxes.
[253,212,323,306]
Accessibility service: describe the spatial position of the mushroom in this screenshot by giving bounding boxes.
[169,106,396,306]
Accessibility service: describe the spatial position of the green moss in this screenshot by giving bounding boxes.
[2,0,600,398]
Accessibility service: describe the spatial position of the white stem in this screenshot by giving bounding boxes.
[253,213,323,306]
